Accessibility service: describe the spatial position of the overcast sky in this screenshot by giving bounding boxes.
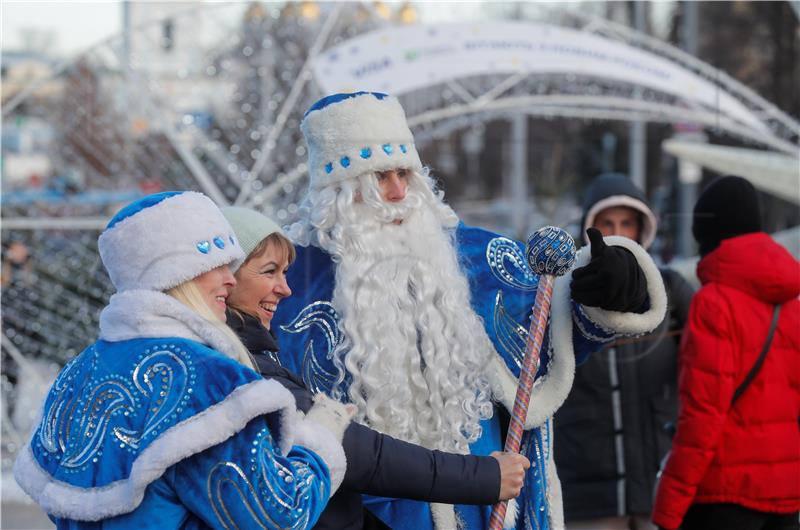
[0,0,122,57]
[2,1,123,57]
[0,1,491,60]
[3,1,673,61]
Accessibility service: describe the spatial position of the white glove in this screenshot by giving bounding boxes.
[304,393,356,442]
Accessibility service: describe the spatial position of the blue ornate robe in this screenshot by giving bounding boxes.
[272,224,666,529]
[14,290,346,530]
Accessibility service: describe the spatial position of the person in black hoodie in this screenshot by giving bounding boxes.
[553,173,695,530]
[220,206,530,530]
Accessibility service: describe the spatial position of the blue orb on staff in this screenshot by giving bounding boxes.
[525,226,577,277]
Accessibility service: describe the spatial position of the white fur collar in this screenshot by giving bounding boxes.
[99,290,241,361]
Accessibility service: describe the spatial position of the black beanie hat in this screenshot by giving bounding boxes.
[693,175,762,256]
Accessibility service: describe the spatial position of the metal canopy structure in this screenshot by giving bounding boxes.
[662,140,799,205]
[238,14,799,208]
[312,20,797,152]
[4,6,798,223]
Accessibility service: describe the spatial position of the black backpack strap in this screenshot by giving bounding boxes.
[731,304,782,407]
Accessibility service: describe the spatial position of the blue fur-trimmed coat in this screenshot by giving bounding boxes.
[270,224,668,530]
[13,290,347,530]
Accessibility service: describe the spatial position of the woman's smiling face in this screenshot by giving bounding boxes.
[228,241,292,329]
[193,264,236,322]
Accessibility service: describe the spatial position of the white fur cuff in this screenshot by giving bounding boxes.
[294,419,348,494]
[305,393,354,441]
[430,502,458,530]
[487,268,576,430]
[545,418,565,529]
[576,235,667,335]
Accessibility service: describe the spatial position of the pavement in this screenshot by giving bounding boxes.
[1,502,54,530]
[2,471,54,530]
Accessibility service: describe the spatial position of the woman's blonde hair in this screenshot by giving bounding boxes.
[166,279,256,370]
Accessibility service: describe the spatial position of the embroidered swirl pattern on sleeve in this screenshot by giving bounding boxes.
[35,343,194,471]
[206,427,324,530]
[280,301,341,394]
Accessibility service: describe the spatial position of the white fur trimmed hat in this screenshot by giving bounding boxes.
[98,191,244,292]
[301,92,422,189]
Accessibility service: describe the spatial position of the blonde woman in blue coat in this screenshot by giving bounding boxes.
[13,191,353,529]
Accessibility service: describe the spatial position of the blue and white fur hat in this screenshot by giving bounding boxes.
[98,191,244,292]
[301,91,423,189]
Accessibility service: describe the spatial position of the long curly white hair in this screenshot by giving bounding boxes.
[287,170,494,452]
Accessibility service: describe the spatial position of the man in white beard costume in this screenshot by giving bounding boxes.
[272,92,668,530]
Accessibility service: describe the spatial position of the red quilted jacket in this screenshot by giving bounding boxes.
[652,233,800,529]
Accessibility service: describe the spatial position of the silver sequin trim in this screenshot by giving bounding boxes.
[280,301,340,394]
[207,427,322,530]
[486,237,539,291]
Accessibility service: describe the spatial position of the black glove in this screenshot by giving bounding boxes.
[570,228,648,312]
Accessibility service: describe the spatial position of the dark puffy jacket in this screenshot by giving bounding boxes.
[555,268,693,520]
[653,233,800,529]
[554,173,695,521]
[228,310,501,530]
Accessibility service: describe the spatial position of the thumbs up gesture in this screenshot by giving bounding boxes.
[570,228,648,312]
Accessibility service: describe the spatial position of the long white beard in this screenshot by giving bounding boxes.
[326,184,494,453]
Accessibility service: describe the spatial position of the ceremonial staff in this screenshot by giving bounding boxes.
[488,226,576,529]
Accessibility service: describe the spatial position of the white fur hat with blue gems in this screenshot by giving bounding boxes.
[301,91,423,190]
[98,191,245,292]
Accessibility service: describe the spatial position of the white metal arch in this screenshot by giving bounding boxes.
[311,21,797,151]
[3,5,799,239]
[5,5,796,215]
[241,15,799,207]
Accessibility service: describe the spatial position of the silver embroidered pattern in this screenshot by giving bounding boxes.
[280,301,340,394]
[113,349,190,449]
[520,433,541,530]
[493,291,528,370]
[207,427,320,530]
[486,237,539,291]
[39,348,137,469]
[541,420,550,461]
[36,344,192,471]
[208,462,275,530]
[492,291,554,389]
[521,426,549,530]
[39,355,84,454]
[64,378,135,467]
[573,304,616,343]
[524,227,576,277]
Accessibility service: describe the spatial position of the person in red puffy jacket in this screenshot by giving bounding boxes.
[652,176,800,530]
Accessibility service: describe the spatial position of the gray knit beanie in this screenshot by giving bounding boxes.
[220,207,284,265]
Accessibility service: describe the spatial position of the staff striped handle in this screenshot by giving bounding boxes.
[488,227,576,530]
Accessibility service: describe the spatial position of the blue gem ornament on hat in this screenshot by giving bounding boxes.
[98,191,244,292]
[301,91,423,189]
